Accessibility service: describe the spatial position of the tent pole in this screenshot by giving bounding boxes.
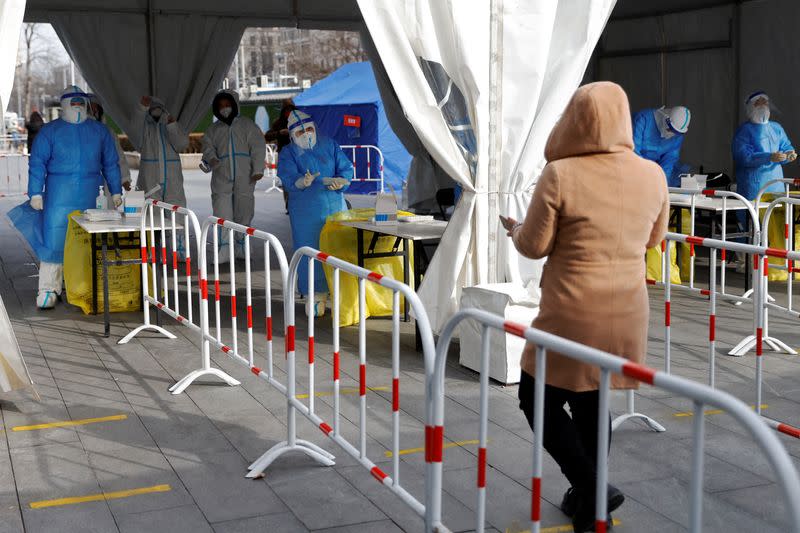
[147,0,157,96]
[487,0,503,283]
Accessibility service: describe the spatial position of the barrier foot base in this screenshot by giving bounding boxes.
[246,439,336,478]
[611,412,666,433]
[118,324,177,345]
[169,368,241,395]
[729,335,797,356]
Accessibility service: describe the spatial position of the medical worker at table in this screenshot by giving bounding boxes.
[278,110,353,317]
[10,86,122,309]
[634,106,691,284]
[733,91,797,280]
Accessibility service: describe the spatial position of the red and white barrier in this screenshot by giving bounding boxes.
[341,144,385,193]
[119,200,202,344]
[0,154,28,198]
[429,308,800,533]
[263,143,282,194]
[169,216,289,395]
[245,246,438,521]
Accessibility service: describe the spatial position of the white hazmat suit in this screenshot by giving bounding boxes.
[202,90,266,259]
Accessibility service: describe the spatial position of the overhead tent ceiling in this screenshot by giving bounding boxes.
[23,0,363,30]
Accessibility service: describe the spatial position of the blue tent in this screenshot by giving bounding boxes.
[294,62,411,195]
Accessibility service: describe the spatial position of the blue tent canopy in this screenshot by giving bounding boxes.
[294,62,411,195]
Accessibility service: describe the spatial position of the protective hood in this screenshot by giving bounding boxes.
[212,90,240,125]
[746,91,771,124]
[288,109,317,150]
[148,97,167,122]
[60,85,89,124]
[544,82,633,162]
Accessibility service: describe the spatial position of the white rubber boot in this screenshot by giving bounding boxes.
[304,293,327,318]
[37,262,63,310]
[36,291,57,309]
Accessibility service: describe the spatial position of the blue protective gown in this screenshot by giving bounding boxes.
[278,136,354,295]
[732,120,794,201]
[11,118,122,263]
[633,109,685,186]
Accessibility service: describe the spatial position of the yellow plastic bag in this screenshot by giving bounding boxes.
[646,241,681,284]
[761,193,800,281]
[64,211,142,314]
[320,208,413,327]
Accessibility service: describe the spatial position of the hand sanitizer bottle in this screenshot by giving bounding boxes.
[95,187,106,210]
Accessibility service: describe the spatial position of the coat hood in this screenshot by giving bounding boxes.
[212,90,240,124]
[544,82,634,162]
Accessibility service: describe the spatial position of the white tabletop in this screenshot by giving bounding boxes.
[669,194,766,212]
[72,214,179,234]
[338,219,448,241]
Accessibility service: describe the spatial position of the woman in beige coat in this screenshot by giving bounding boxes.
[502,81,669,532]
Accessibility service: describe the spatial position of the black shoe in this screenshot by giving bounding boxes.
[561,484,625,519]
[571,485,625,532]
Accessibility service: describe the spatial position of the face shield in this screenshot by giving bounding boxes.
[61,94,89,124]
[746,93,773,124]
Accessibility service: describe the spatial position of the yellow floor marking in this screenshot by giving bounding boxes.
[385,439,482,458]
[673,404,767,417]
[295,386,389,400]
[29,484,171,509]
[12,414,128,432]
[506,519,622,533]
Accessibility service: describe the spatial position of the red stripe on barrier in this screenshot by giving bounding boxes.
[286,325,295,353]
[596,520,608,533]
[217,218,226,226]
[231,296,237,317]
[622,362,656,385]
[150,246,156,264]
[152,200,159,206]
[777,423,800,439]
[766,247,789,258]
[370,466,388,483]
[308,337,315,364]
[185,257,191,277]
[503,321,527,337]
[791,260,796,274]
[359,364,366,396]
[690,243,695,257]
[333,351,340,381]
[426,425,443,463]
[757,328,763,356]
[367,271,383,282]
[200,279,208,300]
[701,188,716,197]
[392,377,399,412]
[215,280,221,301]
[161,247,167,263]
[477,447,487,488]
[246,227,255,235]
[700,289,710,296]
[721,248,727,262]
[222,345,231,353]
[531,477,541,521]
[156,303,163,309]
[316,252,329,262]
[764,257,769,276]
[171,204,179,211]
[251,366,261,376]
[320,422,333,435]
[665,301,671,327]
[172,251,178,270]
[786,224,790,239]
[660,240,665,252]
[686,236,704,246]
[646,278,656,285]
[754,255,759,271]
[141,247,147,264]
[176,315,184,322]
[710,314,716,341]
[266,316,273,341]
[247,306,253,329]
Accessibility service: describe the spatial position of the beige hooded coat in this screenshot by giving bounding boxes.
[512,82,669,392]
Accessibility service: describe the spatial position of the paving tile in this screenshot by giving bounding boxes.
[116,504,213,533]
[211,512,308,533]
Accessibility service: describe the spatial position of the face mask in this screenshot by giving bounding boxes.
[749,106,770,124]
[62,101,88,124]
[150,108,163,120]
[219,107,232,118]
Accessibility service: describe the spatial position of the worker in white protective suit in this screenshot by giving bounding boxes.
[201,90,266,262]
[88,94,132,200]
[129,95,189,206]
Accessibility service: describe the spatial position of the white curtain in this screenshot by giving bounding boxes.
[358,0,616,332]
[0,0,25,114]
[50,13,245,138]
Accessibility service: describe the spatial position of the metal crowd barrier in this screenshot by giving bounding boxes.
[0,153,28,198]
[429,308,800,533]
[263,143,282,194]
[170,216,289,395]
[246,246,438,523]
[341,144,385,193]
[119,200,202,345]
